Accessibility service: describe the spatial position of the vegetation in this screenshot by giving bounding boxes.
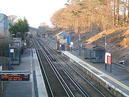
[86,27,129,44]
[51,0,113,33]
[51,0,129,48]
[50,0,129,64]
[9,18,29,40]
[51,0,129,32]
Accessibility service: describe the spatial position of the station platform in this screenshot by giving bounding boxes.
[62,51,129,97]
[2,49,48,97]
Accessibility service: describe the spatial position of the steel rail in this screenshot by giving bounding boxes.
[41,46,75,97]
[32,38,55,97]
[43,40,107,97]
[56,52,106,97]
[41,42,89,97]
[34,38,74,97]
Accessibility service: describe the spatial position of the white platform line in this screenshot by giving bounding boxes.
[33,49,48,97]
[63,51,129,97]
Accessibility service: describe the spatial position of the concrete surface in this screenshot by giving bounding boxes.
[1,49,48,97]
[63,51,129,97]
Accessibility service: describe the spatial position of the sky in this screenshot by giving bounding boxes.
[0,0,67,28]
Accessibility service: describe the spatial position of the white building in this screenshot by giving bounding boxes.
[0,13,9,37]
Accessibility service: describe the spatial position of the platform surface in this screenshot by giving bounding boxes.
[2,49,48,97]
[63,51,129,97]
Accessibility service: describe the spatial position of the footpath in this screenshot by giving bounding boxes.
[2,49,48,97]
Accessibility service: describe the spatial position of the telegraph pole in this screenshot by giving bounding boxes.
[103,34,107,70]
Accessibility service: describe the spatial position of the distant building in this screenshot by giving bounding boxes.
[0,13,9,36]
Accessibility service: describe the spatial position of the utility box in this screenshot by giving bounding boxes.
[92,46,105,63]
[84,48,94,59]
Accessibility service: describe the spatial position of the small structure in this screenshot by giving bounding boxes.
[84,44,105,63]
[84,44,95,59]
[92,46,105,63]
[56,32,67,50]
[9,38,22,65]
[9,46,21,65]
[55,32,72,51]
[84,48,94,59]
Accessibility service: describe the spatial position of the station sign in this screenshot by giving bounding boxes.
[105,52,111,64]
[0,71,30,81]
[10,49,14,53]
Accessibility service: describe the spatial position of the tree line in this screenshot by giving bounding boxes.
[51,0,129,34]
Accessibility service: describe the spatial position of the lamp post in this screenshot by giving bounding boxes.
[72,10,81,55]
[76,18,81,56]
[74,11,80,55]
[103,33,112,72]
[103,34,107,70]
[104,34,107,50]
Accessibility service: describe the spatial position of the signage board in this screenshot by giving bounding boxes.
[10,49,14,53]
[0,71,30,81]
[70,42,73,47]
[105,52,111,64]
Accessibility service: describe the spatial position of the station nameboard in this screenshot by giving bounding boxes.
[0,71,30,81]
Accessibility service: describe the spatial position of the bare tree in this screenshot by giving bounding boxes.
[116,0,120,25]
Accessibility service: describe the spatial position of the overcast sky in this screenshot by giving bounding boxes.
[0,0,66,28]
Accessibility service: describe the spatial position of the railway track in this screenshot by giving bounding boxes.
[32,37,115,97]
[47,47,114,97]
[41,39,115,97]
[33,38,73,97]
[33,37,88,97]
